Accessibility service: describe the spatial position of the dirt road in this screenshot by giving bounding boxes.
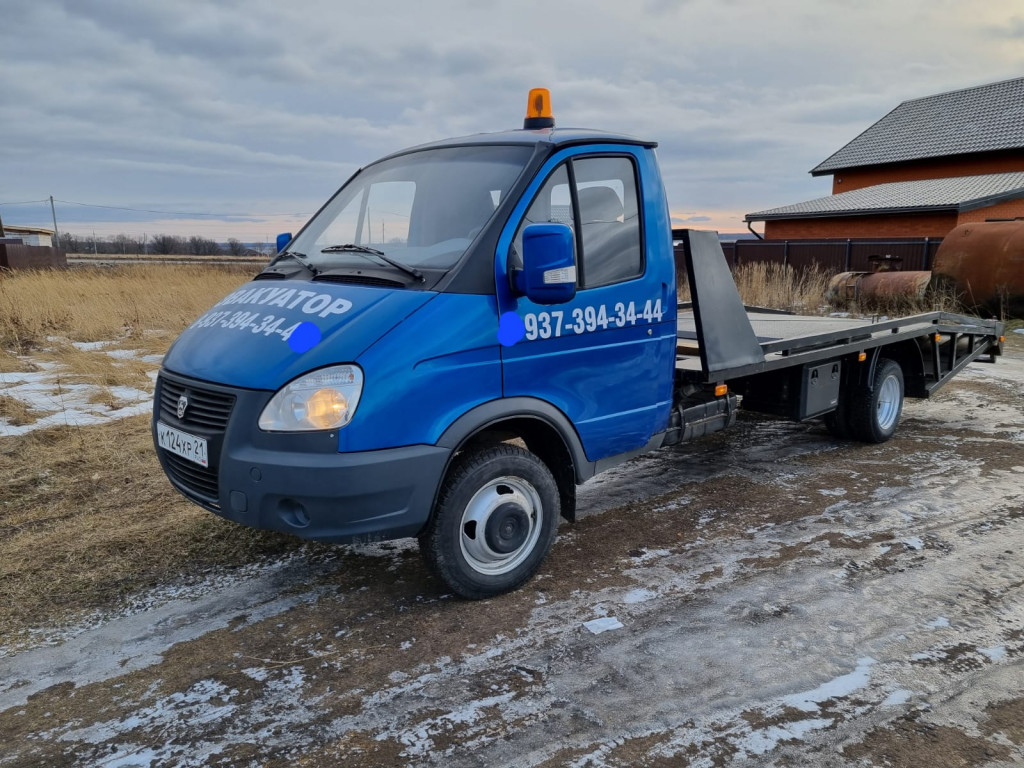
[2,354,1022,767]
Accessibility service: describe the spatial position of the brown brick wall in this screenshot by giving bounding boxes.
[764,212,958,240]
[957,196,1024,224]
[830,150,1024,193]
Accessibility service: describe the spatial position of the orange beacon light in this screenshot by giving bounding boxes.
[524,88,555,130]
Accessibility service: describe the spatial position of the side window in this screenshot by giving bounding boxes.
[511,164,574,270]
[573,156,643,288]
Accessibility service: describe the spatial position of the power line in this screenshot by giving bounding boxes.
[0,199,50,206]
[53,198,311,218]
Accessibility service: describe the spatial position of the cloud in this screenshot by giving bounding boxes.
[2,0,1022,239]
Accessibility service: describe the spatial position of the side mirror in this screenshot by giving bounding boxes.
[276,232,293,254]
[515,223,577,305]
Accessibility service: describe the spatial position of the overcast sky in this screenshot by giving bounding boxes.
[2,0,1022,243]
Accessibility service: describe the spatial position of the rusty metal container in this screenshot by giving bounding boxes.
[826,270,931,304]
[933,221,1024,315]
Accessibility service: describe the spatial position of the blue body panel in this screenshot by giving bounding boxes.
[342,293,502,452]
[495,145,677,461]
[163,282,433,391]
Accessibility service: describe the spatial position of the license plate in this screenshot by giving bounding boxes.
[157,422,209,468]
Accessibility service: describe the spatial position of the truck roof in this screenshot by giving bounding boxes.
[379,127,657,162]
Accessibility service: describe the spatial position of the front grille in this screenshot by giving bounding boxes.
[157,374,236,508]
[253,271,287,280]
[163,451,220,501]
[159,378,235,430]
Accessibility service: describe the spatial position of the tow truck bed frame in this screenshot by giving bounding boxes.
[672,229,1003,404]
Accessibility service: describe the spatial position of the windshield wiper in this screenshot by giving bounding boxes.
[267,250,320,276]
[320,244,424,282]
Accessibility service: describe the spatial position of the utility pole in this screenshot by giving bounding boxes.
[49,196,61,249]
[0,209,6,238]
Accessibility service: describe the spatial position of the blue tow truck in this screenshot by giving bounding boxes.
[154,90,1005,598]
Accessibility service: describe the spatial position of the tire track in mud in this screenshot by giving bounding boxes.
[1,356,1022,767]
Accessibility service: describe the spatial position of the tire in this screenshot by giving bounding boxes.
[849,358,904,444]
[419,444,560,599]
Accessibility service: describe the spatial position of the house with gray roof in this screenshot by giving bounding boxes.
[746,77,1024,240]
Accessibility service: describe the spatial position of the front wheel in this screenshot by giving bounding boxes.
[849,358,904,443]
[419,444,560,599]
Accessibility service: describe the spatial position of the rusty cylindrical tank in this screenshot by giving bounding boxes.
[932,221,1024,316]
[826,271,931,304]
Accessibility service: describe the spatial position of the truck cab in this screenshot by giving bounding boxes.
[154,90,678,598]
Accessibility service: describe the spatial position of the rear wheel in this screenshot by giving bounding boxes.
[849,358,904,443]
[419,444,560,599]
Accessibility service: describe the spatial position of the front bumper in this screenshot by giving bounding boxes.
[154,370,450,544]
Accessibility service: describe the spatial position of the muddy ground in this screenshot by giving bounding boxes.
[1,353,1022,767]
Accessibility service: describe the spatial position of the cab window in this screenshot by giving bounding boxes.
[573,156,643,288]
[512,156,642,288]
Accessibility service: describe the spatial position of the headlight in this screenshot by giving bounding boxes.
[258,365,364,432]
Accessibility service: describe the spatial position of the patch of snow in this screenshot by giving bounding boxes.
[584,617,624,635]
[631,548,672,563]
[819,488,846,497]
[1013,329,1024,335]
[622,588,656,604]
[980,645,1007,662]
[738,718,833,755]
[71,340,113,351]
[928,617,950,629]
[872,486,901,500]
[902,537,925,551]
[882,689,913,707]
[265,666,305,693]
[781,657,875,712]
[0,341,163,436]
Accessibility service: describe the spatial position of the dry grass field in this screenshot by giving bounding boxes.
[0,264,314,646]
[0,264,252,355]
[0,263,1007,648]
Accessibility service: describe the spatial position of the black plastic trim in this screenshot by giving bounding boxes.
[437,397,597,483]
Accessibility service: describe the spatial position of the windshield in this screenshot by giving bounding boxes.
[290,145,533,273]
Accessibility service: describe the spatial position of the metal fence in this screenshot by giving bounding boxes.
[0,244,67,270]
[720,237,944,273]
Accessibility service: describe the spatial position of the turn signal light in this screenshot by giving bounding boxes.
[857,352,867,362]
[933,333,942,342]
[1000,335,1006,343]
[524,88,555,130]
[714,384,728,397]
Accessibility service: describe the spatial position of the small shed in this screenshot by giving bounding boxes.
[2,226,54,247]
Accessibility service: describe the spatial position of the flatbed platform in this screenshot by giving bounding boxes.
[672,229,1003,397]
[675,305,1000,390]
[678,310,877,347]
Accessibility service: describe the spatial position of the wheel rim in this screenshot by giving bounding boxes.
[459,476,542,576]
[876,374,901,431]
